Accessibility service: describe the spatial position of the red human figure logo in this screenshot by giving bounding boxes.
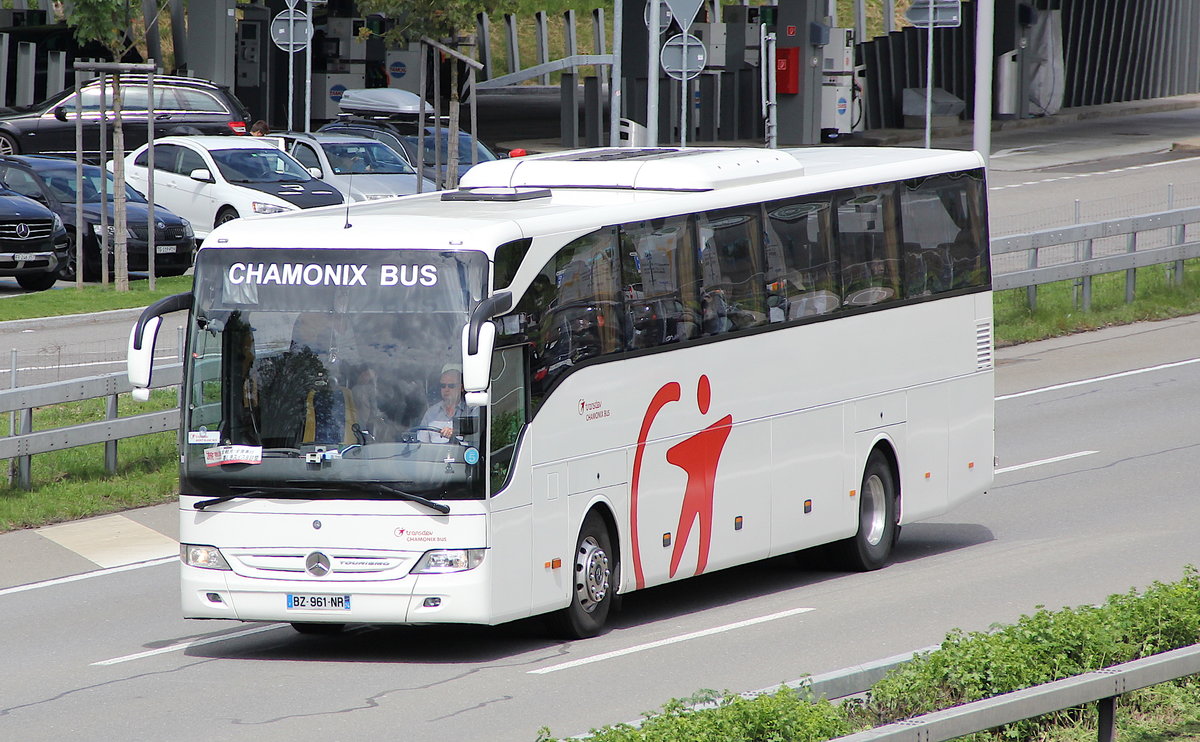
[665,375,732,579]
[630,374,732,589]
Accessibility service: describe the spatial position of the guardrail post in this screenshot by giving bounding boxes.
[18,407,31,490]
[1097,696,1117,742]
[105,393,118,474]
[1026,244,1038,311]
[7,348,15,486]
[535,11,550,84]
[1125,232,1137,304]
[1169,184,1185,286]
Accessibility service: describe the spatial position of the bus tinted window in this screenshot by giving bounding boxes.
[900,172,989,295]
[697,207,768,334]
[764,197,840,320]
[526,228,623,405]
[620,216,702,350]
[836,185,902,308]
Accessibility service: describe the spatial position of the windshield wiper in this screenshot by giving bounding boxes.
[193,483,451,514]
[356,482,451,514]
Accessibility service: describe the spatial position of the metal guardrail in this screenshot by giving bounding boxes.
[1,363,181,489]
[991,204,1200,309]
[828,643,1200,742]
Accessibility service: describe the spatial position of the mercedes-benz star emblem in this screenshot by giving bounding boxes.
[15,223,29,239]
[305,551,332,577]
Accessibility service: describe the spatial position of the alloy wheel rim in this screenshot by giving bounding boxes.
[574,535,610,613]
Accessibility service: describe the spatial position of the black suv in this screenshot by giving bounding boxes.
[0,182,70,291]
[0,155,195,281]
[0,75,251,160]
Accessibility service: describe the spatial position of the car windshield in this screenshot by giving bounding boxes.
[210,148,310,183]
[184,247,490,501]
[42,167,147,203]
[321,140,414,175]
[399,131,497,166]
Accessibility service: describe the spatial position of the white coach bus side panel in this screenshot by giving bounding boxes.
[947,371,994,508]
[900,384,950,522]
[768,403,852,555]
[488,504,536,623]
[528,464,570,615]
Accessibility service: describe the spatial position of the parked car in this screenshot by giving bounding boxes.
[273,131,436,200]
[0,155,195,281]
[0,75,251,160]
[122,136,344,239]
[0,180,69,291]
[317,88,499,187]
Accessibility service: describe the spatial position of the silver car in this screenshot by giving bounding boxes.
[275,132,436,201]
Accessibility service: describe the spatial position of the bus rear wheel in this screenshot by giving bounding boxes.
[835,449,897,571]
[550,512,615,639]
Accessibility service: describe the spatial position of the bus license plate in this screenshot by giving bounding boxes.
[155,245,176,254]
[12,253,35,261]
[286,594,351,610]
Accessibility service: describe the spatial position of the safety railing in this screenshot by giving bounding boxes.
[826,643,1200,742]
[0,362,181,490]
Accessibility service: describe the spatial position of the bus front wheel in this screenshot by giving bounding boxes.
[836,450,897,571]
[550,512,615,639]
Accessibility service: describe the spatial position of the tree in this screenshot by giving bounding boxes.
[64,0,168,291]
[355,0,510,188]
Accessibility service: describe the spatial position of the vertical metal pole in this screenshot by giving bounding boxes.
[105,393,118,474]
[767,32,777,149]
[432,49,442,184]
[1170,183,1185,285]
[973,0,996,166]
[99,74,109,287]
[417,43,427,192]
[1096,697,1117,742]
[470,68,478,168]
[7,349,14,486]
[74,69,83,289]
[1078,200,1092,312]
[609,0,623,147]
[18,405,30,490]
[287,11,295,133]
[924,24,934,148]
[535,11,550,84]
[1125,231,1137,304]
[647,0,660,146]
[304,1,313,133]
[680,34,688,147]
[1026,244,1038,312]
[147,71,156,290]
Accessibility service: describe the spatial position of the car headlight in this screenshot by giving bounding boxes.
[251,201,294,215]
[411,549,485,574]
[90,223,137,239]
[181,544,232,570]
[52,213,64,232]
[180,217,193,237]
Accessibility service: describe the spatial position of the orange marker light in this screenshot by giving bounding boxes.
[544,558,562,569]
[925,472,931,479]
[849,489,857,498]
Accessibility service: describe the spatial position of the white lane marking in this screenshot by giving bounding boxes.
[529,606,815,675]
[93,623,289,666]
[997,357,1200,401]
[37,514,178,568]
[996,450,1098,475]
[0,556,176,598]
[989,155,1200,191]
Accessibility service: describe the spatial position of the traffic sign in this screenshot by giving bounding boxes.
[663,0,704,30]
[660,33,706,81]
[270,9,312,53]
[904,0,962,28]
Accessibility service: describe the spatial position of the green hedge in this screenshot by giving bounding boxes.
[539,568,1200,742]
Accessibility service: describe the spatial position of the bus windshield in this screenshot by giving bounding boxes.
[184,247,490,501]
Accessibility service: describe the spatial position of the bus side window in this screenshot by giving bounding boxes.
[696,207,768,335]
[899,173,979,296]
[764,197,839,320]
[620,216,702,350]
[835,185,902,308]
[517,228,624,409]
[488,345,528,493]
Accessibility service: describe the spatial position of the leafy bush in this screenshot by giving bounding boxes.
[536,569,1200,742]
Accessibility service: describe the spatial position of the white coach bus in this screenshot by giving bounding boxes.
[129,146,994,638]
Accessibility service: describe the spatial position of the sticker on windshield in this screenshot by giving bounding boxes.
[188,430,221,445]
[204,445,263,467]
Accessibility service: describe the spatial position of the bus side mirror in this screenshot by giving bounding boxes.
[128,291,193,401]
[461,320,496,404]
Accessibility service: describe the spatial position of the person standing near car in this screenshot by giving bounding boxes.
[250,120,270,137]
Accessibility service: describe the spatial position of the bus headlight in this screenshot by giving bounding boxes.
[182,544,232,570]
[411,549,485,574]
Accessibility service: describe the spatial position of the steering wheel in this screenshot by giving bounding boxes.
[400,426,447,444]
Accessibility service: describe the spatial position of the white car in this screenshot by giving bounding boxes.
[274,132,436,201]
[122,136,344,239]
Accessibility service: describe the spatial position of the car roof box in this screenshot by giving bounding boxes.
[337,88,431,116]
